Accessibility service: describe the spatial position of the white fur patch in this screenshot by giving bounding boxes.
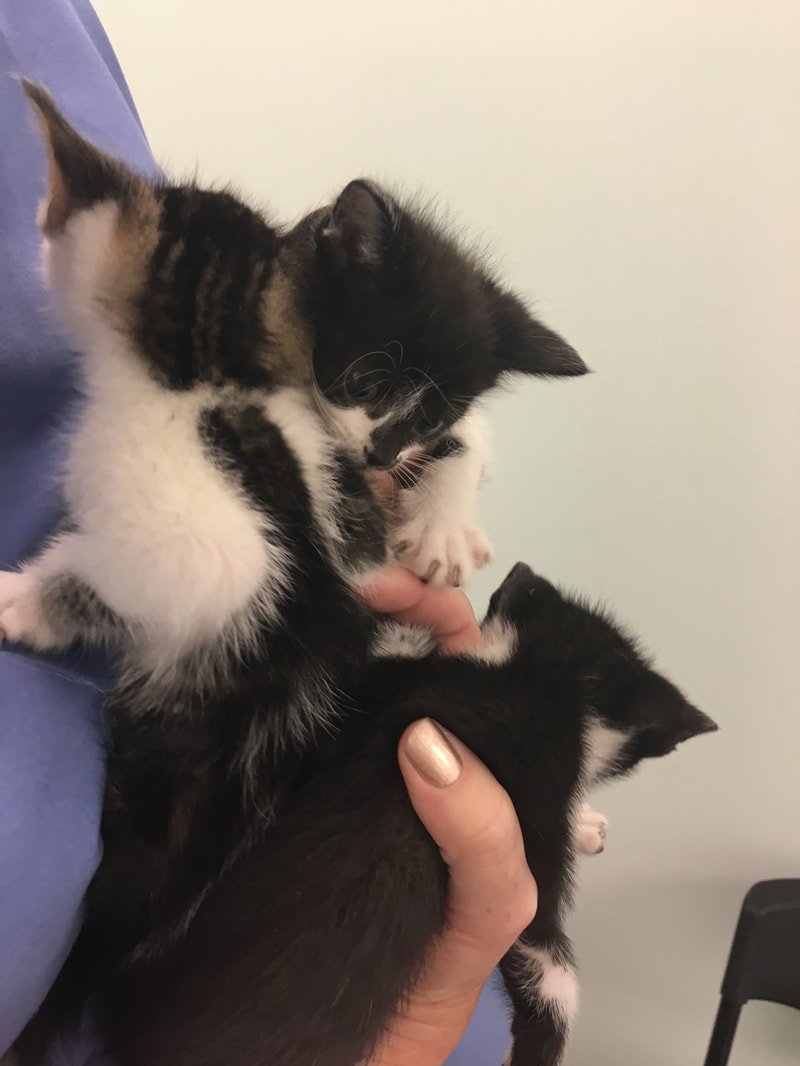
[317,398,391,464]
[262,387,385,586]
[262,387,342,544]
[513,943,579,1027]
[573,803,609,855]
[42,202,120,342]
[471,615,518,664]
[582,718,628,785]
[370,615,516,665]
[372,621,437,660]
[49,312,293,672]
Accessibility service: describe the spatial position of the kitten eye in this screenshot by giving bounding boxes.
[415,415,444,436]
[347,371,379,403]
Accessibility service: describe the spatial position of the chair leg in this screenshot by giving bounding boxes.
[703,997,741,1066]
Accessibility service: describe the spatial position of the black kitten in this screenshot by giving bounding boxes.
[76,565,716,1066]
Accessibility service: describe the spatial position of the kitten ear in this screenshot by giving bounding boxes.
[318,180,393,270]
[21,78,138,236]
[485,562,560,622]
[627,670,717,759]
[491,288,589,378]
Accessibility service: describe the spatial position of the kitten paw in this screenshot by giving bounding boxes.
[390,521,493,587]
[0,571,58,650]
[574,803,608,855]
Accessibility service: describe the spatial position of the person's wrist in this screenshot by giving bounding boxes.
[368,983,484,1066]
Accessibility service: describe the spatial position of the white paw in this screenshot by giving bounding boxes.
[0,570,57,649]
[574,804,608,855]
[390,519,493,587]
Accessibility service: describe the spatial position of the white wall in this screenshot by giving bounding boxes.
[93,1,800,1062]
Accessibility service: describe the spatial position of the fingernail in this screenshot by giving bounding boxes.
[405,719,462,787]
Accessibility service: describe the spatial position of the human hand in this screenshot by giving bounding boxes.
[360,566,484,656]
[360,569,537,1066]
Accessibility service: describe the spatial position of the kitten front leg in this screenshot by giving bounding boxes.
[0,532,123,651]
[0,569,61,650]
[500,930,578,1066]
[574,803,608,855]
[390,411,493,587]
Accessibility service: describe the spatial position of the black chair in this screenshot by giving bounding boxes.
[703,879,800,1066]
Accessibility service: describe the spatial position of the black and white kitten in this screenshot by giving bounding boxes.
[302,181,588,586]
[3,82,581,1059]
[59,564,716,1066]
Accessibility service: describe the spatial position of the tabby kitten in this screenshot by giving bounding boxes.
[2,81,581,1059]
[65,565,716,1066]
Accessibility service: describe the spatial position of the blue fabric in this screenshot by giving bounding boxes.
[0,3,510,1059]
[445,977,511,1065]
[0,1,156,1054]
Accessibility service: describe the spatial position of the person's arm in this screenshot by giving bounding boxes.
[361,570,538,1066]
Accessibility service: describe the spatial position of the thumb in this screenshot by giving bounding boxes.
[398,719,537,993]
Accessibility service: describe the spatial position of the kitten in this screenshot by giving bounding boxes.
[302,180,588,586]
[62,564,716,1066]
[3,81,581,1059]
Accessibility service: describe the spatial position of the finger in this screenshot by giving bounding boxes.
[363,469,396,506]
[360,568,484,655]
[398,719,537,993]
[367,723,536,1065]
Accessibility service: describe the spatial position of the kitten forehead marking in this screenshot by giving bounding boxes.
[320,401,393,460]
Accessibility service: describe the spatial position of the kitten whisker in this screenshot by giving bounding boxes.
[324,351,380,394]
[403,366,460,419]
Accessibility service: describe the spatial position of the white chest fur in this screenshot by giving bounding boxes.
[60,332,295,663]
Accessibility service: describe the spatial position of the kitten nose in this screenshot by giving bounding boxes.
[366,451,399,471]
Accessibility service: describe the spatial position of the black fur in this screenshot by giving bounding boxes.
[72,565,716,1066]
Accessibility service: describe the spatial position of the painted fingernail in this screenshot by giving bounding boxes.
[405,719,462,787]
